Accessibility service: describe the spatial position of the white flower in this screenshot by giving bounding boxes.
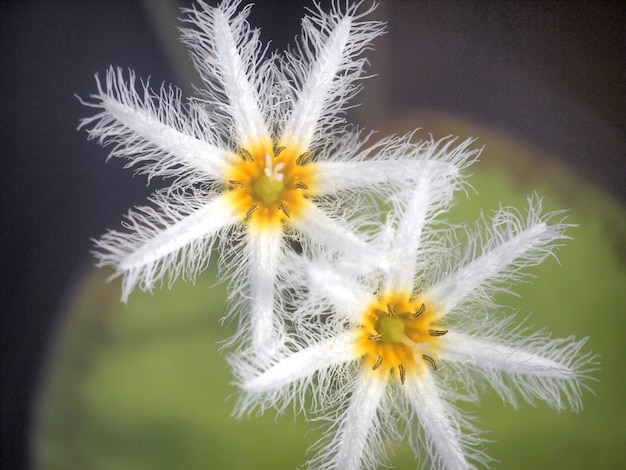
[233,185,596,469]
[78,0,473,355]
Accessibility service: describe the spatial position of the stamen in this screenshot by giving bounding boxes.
[296,151,311,165]
[422,354,437,371]
[427,329,448,337]
[368,333,382,341]
[245,204,258,220]
[228,179,244,188]
[372,354,383,370]
[241,148,254,162]
[413,303,426,318]
[295,182,309,190]
[387,303,395,316]
[398,363,406,385]
[278,204,290,218]
[273,146,286,157]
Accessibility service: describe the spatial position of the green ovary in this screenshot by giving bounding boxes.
[254,175,284,205]
[378,316,406,343]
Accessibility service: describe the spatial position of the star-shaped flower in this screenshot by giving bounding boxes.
[79,0,474,354]
[233,183,596,469]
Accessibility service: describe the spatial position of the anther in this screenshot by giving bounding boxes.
[273,146,286,157]
[372,354,383,370]
[427,329,448,337]
[278,204,290,218]
[368,333,382,341]
[245,204,258,220]
[398,364,406,385]
[241,148,254,162]
[422,354,437,371]
[296,151,311,165]
[228,179,244,188]
[295,182,309,190]
[413,303,426,318]
[387,303,395,316]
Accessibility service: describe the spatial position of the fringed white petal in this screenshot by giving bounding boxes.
[181,0,269,145]
[280,3,384,150]
[309,373,387,470]
[426,196,571,315]
[94,194,237,302]
[383,176,436,292]
[294,204,380,264]
[440,331,596,411]
[231,332,356,418]
[404,374,476,470]
[245,228,284,356]
[305,261,373,318]
[315,158,440,194]
[313,134,478,194]
[78,67,228,181]
[241,332,355,394]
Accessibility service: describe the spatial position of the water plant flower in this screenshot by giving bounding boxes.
[234,184,596,469]
[78,0,470,354]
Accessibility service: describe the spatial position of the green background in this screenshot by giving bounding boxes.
[34,118,626,469]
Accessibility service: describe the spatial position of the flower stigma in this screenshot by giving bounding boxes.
[254,154,285,204]
[356,291,447,384]
[224,140,317,229]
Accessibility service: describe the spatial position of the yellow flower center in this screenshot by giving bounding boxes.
[378,315,406,343]
[254,171,284,205]
[223,139,317,230]
[355,291,447,384]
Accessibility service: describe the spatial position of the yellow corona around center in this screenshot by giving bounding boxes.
[355,291,447,384]
[223,139,317,230]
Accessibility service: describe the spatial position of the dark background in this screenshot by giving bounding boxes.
[1,1,623,468]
